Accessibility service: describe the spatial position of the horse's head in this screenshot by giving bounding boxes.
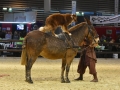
[84,18,99,47]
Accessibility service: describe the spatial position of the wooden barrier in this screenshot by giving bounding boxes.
[0,49,22,52]
[0,39,23,54]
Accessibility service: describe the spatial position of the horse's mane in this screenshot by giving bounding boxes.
[69,22,87,32]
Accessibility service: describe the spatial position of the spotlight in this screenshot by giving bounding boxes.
[3,7,7,11]
[8,8,12,12]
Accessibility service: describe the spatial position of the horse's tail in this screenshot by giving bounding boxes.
[21,37,27,65]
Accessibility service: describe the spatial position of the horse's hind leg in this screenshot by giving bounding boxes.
[25,58,33,83]
[61,58,66,83]
[25,57,37,83]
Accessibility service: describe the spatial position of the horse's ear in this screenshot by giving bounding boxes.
[84,17,92,25]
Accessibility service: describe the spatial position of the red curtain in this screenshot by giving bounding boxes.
[2,23,12,32]
[95,26,120,40]
[27,23,31,32]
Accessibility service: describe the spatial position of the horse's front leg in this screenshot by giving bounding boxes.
[65,64,70,83]
[65,50,77,83]
[25,58,33,83]
[61,58,66,83]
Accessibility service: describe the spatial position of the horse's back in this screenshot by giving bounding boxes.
[26,30,45,39]
[25,30,46,56]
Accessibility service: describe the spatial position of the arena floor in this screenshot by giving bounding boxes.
[0,57,120,90]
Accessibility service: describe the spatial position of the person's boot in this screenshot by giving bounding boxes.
[75,74,83,81]
[90,73,98,82]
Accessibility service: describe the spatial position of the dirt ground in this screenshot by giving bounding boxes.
[0,57,120,90]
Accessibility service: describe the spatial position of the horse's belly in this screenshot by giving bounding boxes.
[40,51,65,60]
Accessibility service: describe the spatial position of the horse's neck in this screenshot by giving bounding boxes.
[71,30,85,46]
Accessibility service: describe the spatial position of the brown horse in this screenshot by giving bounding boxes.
[21,18,99,84]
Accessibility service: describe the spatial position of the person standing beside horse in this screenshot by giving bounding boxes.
[75,38,98,82]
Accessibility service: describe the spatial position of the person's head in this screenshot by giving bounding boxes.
[8,31,11,34]
[109,39,115,43]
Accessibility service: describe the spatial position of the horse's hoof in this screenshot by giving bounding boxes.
[25,79,33,84]
[61,81,65,83]
[61,79,65,83]
[61,80,65,83]
[65,80,70,83]
[65,79,70,83]
[90,79,98,82]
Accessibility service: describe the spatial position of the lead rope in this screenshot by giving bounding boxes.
[80,42,97,52]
